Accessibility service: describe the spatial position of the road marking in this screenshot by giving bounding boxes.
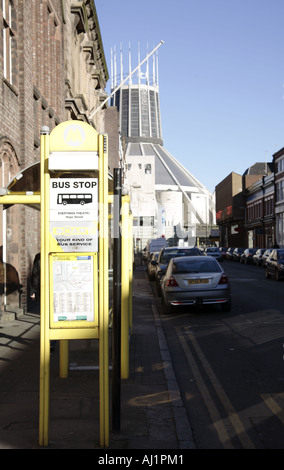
[176,328,232,448]
[176,326,255,449]
[261,394,284,425]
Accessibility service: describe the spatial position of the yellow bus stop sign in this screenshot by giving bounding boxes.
[39,121,109,447]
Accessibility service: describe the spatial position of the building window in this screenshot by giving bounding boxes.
[2,0,15,84]
[145,163,151,174]
[130,89,139,137]
[247,204,252,222]
[277,213,284,247]
[264,197,273,217]
[150,90,157,138]
[276,180,284,202]
[276,157,284,174]
[121,89,129,138]
[133,216,154,227]
[140,88,149,137]
[143,216,154,226]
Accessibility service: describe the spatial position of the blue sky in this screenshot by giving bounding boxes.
[94,0,284,193]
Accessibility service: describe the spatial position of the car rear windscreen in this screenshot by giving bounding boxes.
[172,259,222,274]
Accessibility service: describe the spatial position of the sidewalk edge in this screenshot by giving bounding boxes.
[151,299,196,449]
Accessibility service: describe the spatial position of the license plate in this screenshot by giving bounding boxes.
[187,279,209,285]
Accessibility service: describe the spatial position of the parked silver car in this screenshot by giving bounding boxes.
[253,248,266,266]
[262,248,273,267]
[232,247,245,261]
[147,251,159,280]
[160,256,231,313]
[265,249,284,281]
[226,247,235,260]
[240,248,257,264]
[152,246,202,295]
[204,246,223,262]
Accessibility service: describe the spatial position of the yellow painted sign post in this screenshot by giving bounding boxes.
[39,121,109,447]
[0,120,134,446]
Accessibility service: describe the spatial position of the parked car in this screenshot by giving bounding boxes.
[147,251,159,280]
[151,246,202,295]
[226,247,235,260]
[265,249,284,281]
[262,248,273,267]
[142,248,148,263]
[253,248,266,266]
[240,248,257,264]
[232,247,245,261]
[204,246,223,262]
[220,247,228,260]
[160,256,231,313]
[145,237,167,261]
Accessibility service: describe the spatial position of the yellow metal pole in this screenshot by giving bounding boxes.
[39,132,45,447]
[39,128,50,447]
[121,196,130,379]
[0,194,40,205]
[128,212,133,334]
[98,134,109,447]
[44,129,51,446]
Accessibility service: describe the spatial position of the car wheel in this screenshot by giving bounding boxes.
[221,300,231,312]
[161,293,172,314]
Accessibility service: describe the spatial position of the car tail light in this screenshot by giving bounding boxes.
[166,276,178,287]
[218,273,229,285]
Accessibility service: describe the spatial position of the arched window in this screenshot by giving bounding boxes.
[0,139,19,188]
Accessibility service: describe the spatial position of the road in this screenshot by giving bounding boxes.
[153,259,284,449]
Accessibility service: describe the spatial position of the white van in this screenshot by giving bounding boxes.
[146,237,167,260]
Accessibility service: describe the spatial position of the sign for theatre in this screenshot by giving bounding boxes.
[50,178,98,252]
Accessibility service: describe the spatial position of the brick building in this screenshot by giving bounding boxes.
[216,163,274,249]
[273,147,284,247]
[215,172,245,248]
[0,1,113,315]
[245,173,275,248]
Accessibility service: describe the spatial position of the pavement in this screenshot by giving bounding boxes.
[0,264,196,451]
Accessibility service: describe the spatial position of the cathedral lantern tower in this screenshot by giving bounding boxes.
[110,44,162,145]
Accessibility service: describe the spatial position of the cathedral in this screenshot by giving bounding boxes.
[110,44,216,249]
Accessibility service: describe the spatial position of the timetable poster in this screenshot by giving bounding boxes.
[51,255,95,323]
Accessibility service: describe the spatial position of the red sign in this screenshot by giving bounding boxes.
[226,205,232,215]
[216,205,232,220]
